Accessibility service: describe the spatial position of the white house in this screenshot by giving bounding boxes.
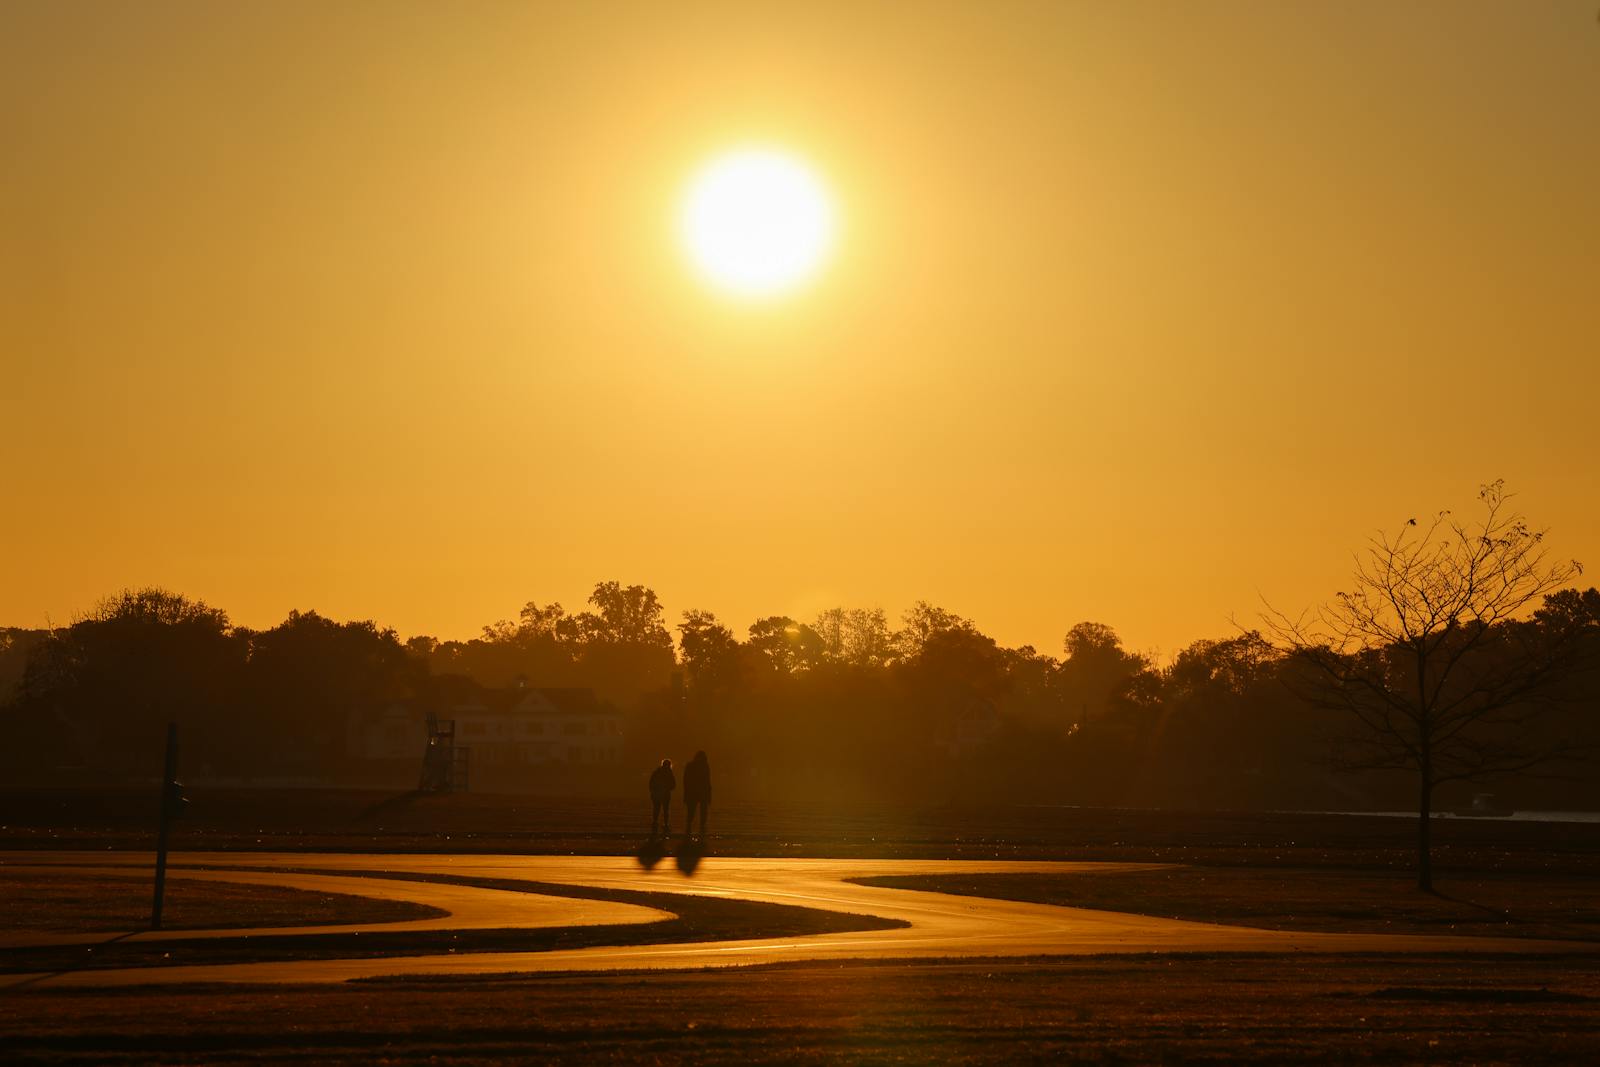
[453,687,623,767]
[348,686,622,767]
[936,696,1001,757]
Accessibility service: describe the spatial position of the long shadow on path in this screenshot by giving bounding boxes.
[0,869,906,977]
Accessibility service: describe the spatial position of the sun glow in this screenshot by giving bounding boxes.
[680,148,836,299]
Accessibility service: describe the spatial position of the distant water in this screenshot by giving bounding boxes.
[1321,810,1600,825]
[1030,804,1600,825]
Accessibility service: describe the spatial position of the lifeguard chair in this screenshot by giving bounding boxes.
[419,712,469,792]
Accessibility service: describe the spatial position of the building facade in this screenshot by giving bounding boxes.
[349,685,622,768]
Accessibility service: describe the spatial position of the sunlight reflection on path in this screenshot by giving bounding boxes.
[2,851,1592,988]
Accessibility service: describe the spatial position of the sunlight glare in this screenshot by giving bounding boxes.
[680,148,836,299]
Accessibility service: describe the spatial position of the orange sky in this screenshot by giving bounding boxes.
[4,2,1597,658]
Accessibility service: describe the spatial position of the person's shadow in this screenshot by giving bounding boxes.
[636,837,667,870]
[675,839,704,875]
[634,836,703,874]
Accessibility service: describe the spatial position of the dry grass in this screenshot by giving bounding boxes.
[5,792,1600,1061]
[855,867,1600,943]
[5,787,1598,879]
[0,868,442,935]
[3,954,1598,1063]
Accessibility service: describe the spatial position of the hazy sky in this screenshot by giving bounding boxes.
[5,1,1597,657]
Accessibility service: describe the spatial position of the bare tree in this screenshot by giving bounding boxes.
[1264,482,1588,891]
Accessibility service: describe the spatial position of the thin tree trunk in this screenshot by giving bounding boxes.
[1417,757,1433,893]
[1416,644,1433,894]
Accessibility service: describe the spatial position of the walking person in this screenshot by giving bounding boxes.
[649,757,676,838]
[683,750,711,841]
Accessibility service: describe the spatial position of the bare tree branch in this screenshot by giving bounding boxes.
[1261,482,1592,891]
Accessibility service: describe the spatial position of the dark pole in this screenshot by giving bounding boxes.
[151,722,178,930]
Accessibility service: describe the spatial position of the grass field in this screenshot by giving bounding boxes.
[0,868,442,935]
[4,787,1598,878]
[4,954,1598,1064]
[4,789,1598,1062]
[856,867,1600,943]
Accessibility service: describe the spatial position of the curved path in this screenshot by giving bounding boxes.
[2,851,1590,987]
[0,865,668,950]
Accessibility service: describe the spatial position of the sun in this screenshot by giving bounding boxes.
[679,148,836,299]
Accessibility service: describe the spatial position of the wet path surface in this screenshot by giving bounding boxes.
[2,851,1590,987]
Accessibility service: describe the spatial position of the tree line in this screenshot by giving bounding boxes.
[3,489,1600,831]
[4,483,1593,889]
[3,571,1596,817]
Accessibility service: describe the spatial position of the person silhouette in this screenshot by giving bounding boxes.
[649,757,676,838]
[683,750,711,841]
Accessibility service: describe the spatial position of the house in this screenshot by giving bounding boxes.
[936,696,1001,757]
[453,687,623,767]
[350,701,427,761]
[348,685,622,768]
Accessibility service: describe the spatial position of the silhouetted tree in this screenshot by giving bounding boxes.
[1265,482,1590,890]
[1168,632,1279,699]
[813,606,896,668]
[900,610,1007,704]
[1151,632,1305,807]
[404,634,439,659]
[418,599,589,691]
[996,644,1068,732]
[746,616,823,675]
[1058,621,1145,729]
[10,588,245,775]
[571,581,675,706]
[13,565,1596,807]
[245,610,417,774]
[0,627,46,702]
[897,601,973,657]
[1534,587,1600,634]
[518,600,572,639]
[677,609,740,697]
[578,582,673,648]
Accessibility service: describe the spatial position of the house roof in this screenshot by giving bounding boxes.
[508,687,615,717]
[363,685,613,723]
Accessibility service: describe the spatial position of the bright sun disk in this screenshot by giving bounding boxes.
[680,148,836,299]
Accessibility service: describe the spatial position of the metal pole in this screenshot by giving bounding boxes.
[151,722,177,930]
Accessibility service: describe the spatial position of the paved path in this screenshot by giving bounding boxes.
[0,864,668,949]
[2,851,1590,987]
